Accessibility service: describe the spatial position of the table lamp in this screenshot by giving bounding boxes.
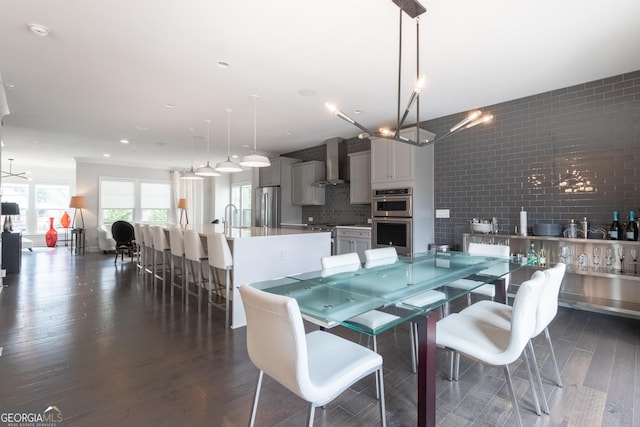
[1,202,20,232]
[69,196,86,229]
[178,198,188,225]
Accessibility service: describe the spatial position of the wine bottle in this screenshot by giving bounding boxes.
[609,211,621,240]
[538,245,546,267]
[527,243,538,266]
[627,210,639,241]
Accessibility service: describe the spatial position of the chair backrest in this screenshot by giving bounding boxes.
[505,270,546,362]
[183,229,206,262]
[169,227,184,257]
[364,247,398,268]
[468,242,511,287]
[111,221,135,245]
[207,232,233,270]
[239,285,311,400]
[320,253,361,276]
[533,262,566,336]
[142,224,154,249]
[152,225,169,251]
[133,223,144,245]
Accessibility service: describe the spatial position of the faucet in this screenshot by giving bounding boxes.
[224,203,238,233]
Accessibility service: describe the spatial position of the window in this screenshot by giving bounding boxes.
[100,180,135,224]
[35,184,71,232]
[141,182,170,223]
[1,183,29,231]
[231,183,252,227]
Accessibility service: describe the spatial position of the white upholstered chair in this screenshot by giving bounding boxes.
[240,285,386,427]
[448,242,511,305]
[183,229,208,313]
[206,232,233,327]
[456,263,567,413]
[168,227,186,301]
[436,270,547,427]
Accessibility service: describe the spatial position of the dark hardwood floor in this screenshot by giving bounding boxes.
[1,248,638,426]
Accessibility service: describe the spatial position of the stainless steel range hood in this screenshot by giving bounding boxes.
[312,137,349,187]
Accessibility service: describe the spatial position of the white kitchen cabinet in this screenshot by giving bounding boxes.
[291,160,325,205]
[336,227,371,263]
[371,137,414,187]
[259,156,300,187]
[348,151,371,204]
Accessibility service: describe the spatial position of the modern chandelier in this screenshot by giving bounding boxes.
[196,119,220,176]
[2,158,31,180]
[325,0,493,147]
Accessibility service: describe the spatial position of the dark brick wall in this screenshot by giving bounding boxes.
[285,137,372,225]
[425,70,640,248]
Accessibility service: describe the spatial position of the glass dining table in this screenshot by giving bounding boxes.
[252,251,526,427]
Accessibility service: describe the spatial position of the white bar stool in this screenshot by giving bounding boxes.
[206,232,233,327]
[183,229,208,313]
[142,224,155,283]
[168,227,186,301]
[133,223,145,274]
[152,225,171,293]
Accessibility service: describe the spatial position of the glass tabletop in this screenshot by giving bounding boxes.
[256,251,524,335]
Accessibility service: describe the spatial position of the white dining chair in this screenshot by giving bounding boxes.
[152,225,171,293]
[183,229,208,313]
[239,285,386,427]
[206,232,233,327]
[168,227,186,301]
[436,270,547,427]
[455,263,567,413]
[448,242,511,305]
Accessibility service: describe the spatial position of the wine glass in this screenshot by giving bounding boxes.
[560,245,571,269]
[631,248,638,275]
[606,247,614,272]
[592,247,601,272]
[618,247,625,273]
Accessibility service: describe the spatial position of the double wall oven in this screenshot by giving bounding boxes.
[371,188,413,255]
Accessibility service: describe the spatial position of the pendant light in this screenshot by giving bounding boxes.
[215,109,242,173]
[240,95,270,168]
[196,119,220,176]
[181,135,204,180]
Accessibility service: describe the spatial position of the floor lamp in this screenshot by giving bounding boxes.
[178,198,188,225]
[69,196,86,229]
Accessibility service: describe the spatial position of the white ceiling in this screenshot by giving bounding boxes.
[1,0,639,172]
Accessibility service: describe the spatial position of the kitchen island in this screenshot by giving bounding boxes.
[175,224,331,328]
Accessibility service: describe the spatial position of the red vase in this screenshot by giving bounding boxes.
[61,211,71,228]
[46,217,58,247]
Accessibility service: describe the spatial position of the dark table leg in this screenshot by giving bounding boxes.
[494,277,507,304]
[415,313,437,427]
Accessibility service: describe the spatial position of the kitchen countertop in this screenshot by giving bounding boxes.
[168,224,330,239]
[335,224,372,230]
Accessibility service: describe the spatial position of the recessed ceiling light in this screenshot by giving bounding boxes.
[285,131,293,136]
[28,23,51,37]
[217,61,230,68]
[135,126,147,131]
[164,103,175,109]
[120,139,129,144]
[298,88,317,97]
[241,144,250,149]
[103,153,111,157]
[231,155,239,159]
[4,83,14,89]
[354,109,363,114]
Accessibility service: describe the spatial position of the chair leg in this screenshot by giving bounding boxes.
[208,265,213,319]
[377,367,387,427]
[225,268,231,329]
[410,322,417,374]
[307,403,316,427]
[249,370,263,427]
[545,327,563,387]
[372,336,380,400]
[522,344,542,416]
[527,340,549,414]
[504,365,524,427]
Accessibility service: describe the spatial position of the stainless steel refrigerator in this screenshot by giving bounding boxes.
[254,186,280,228]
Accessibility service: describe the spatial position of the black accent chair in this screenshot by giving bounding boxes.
[111,221,136,264]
